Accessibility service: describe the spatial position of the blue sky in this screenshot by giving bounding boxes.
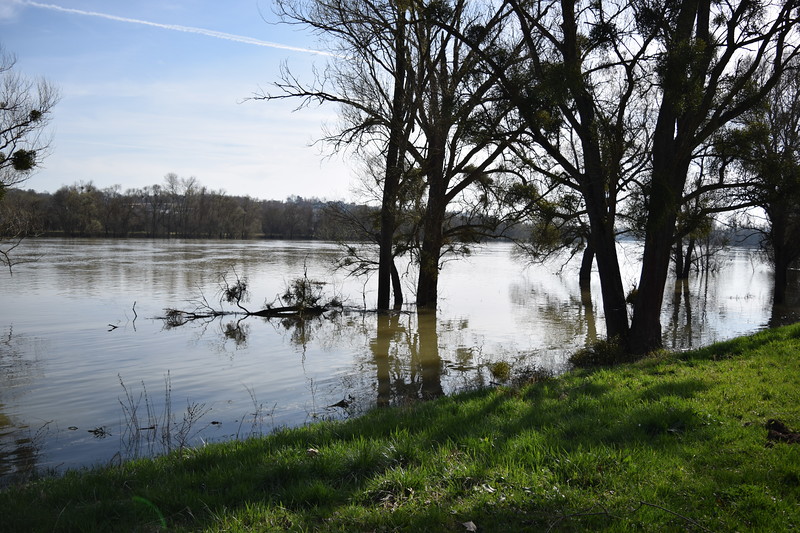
[1,0,354,201]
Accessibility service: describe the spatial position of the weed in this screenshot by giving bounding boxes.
[569,336,634,367]
[488,360,512,382]
[118,372,211,460]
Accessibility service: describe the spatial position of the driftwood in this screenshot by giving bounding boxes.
[160,304,332,327]
[249,305,326,318]
[158,268,340,327]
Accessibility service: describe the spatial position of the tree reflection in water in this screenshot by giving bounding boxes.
[166,307,450,416]
[0,327,47,488]
[580,288,598,346]
[666,280,695,350]
[369,310,445,407]
[372,313,393,408]
[416,310,444,400]
[769,270,800,327]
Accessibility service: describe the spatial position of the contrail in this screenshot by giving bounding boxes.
[19,1,331,56]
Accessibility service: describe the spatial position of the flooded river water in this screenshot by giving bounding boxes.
[0,239,796,486]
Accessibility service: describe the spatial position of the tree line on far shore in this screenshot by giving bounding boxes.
[3,177,360,240]
[1,173,520,242]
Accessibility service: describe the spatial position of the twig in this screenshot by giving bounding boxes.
[546,500,712,532]
[546,504,618,532]
[632,501,713,532]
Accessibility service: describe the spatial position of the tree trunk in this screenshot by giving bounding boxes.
[629,0,712,354]
[630,225,674,353]
[391,261,403,309]
[630,151,690,353]
[772,211,789,305]
[578,242,594,290]
[416,198,445,308]
[415,82,447,308]
[560,0,629,343]
[377,14,407,311]
[680,238,695,279]
[674,238,684,278]
[590,225,629,341]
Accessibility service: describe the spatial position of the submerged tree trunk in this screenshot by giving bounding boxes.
[561,0,629,343]
[771,209,789,305]
[674,238,685,279]
[630,145,691,354]
[415,194,445,308]
[415,87,447,308]
[680,238,695,279]
[590,223,630,341]
[579,242,594,290]
[391,261,403,309]
[629,0,722,354]
[674,237,695,280]
[377,14,407,311]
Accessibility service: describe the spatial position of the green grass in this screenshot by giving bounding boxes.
[2,324,800,532]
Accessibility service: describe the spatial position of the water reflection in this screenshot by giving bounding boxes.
[769,270,800,327]
[2,239,799,487]
[167,307,453,413]
[368,310,445,408]
[371,314,393,408]
[508,275,601,367]
[222,320,250,349]
[665,279,696,350]
[580,289,598,345]
[0,327,46,487]
[0,413,44,488]
[416,311,445,400]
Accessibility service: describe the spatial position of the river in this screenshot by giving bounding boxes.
[0,238,797,486]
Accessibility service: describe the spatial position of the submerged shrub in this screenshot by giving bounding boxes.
[488,360,512,382]
[283,276,325,308]
[511,364,554,386]
[569,336,635,367]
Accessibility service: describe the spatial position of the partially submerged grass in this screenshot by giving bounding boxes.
[2,324,800,531]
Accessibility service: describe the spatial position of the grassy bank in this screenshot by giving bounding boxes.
[2,325,800,532]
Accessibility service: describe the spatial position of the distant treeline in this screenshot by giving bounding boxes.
[4,179,759,248]
[3,180,372,240]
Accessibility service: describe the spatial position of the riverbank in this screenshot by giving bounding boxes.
[2,325,799,532]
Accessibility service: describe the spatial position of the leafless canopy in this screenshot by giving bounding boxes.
[0,46,59,192]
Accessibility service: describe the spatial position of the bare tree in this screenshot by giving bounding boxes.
[261,0,518,310]
[260,0,418,310]
[0,47,58,193]
[407,0,521,308]
[1,46,59,273]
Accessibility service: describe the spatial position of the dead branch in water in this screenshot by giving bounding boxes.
[158,268,342,327]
